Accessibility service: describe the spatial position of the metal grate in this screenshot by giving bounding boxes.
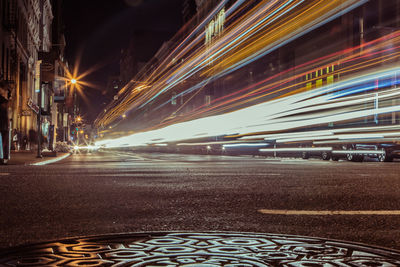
[0,232,399,266]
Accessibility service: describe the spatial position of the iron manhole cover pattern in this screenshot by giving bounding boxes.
[1,232,400,266]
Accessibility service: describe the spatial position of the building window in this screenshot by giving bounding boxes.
[315,79,323,88]
[6,48,9,80]
[1,0,5,26]
[1,43,4,77]
[327,75,334,84]
[205,95,211,106]
[171,92,177,105]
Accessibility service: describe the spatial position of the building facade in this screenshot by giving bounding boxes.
[0,0,69,155]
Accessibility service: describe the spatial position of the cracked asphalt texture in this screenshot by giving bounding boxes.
[0,151,399,251]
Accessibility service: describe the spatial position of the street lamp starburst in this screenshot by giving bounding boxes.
[56,54,106,109]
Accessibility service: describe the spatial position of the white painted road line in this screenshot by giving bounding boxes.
[110,152,167,162]
[258,209,400,215]
[0,173,10,176]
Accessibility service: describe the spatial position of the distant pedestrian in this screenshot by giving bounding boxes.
[23,135,28,150]
[12,129,18,150]
[0,101,9,163]
[29,129,37,151]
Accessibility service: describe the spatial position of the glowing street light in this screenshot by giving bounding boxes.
[70,78,77,84]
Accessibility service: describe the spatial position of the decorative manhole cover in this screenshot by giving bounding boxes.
[0,232,399,266]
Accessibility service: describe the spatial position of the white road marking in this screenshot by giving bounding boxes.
[111,152,167,162]
[0,173,10,176]
[258,209,400,215]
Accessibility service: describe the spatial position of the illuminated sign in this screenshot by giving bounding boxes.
[27,98,39,114]
[205,8,225,45]
[35,60,42,93]
[54,77,66,102]
[63,113,68,127]
[21,110,31,116]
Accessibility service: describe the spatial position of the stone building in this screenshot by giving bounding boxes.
[1,0,44,149]
[0,0,67,152]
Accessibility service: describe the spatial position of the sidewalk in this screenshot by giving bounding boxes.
[4,150,71,166]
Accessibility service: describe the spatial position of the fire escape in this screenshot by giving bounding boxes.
[2,0,18,97]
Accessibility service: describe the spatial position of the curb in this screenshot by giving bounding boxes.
[30,153,71,166]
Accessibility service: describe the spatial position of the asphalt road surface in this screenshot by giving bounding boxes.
[0,150,399,252]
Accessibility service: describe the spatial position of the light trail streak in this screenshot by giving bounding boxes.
[260,147,333,152]
[189,35,400,121]
[95,1,400,151]
[152,30,400,126]
[238,125,400,141]
[223,143,269,148]
[96,0,371,127]
[95,64,400,149]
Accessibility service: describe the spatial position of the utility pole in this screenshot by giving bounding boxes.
[37,82,42,158]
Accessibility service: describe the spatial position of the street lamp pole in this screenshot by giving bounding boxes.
[69,78,78,143]
[37,82,42,158]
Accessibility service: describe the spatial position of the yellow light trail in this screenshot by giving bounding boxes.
[96,0,366,128]
[95,0,399,150]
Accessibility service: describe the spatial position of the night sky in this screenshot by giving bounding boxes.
[63,0,185,122]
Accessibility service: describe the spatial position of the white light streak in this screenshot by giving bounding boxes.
[260,147,332,152]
